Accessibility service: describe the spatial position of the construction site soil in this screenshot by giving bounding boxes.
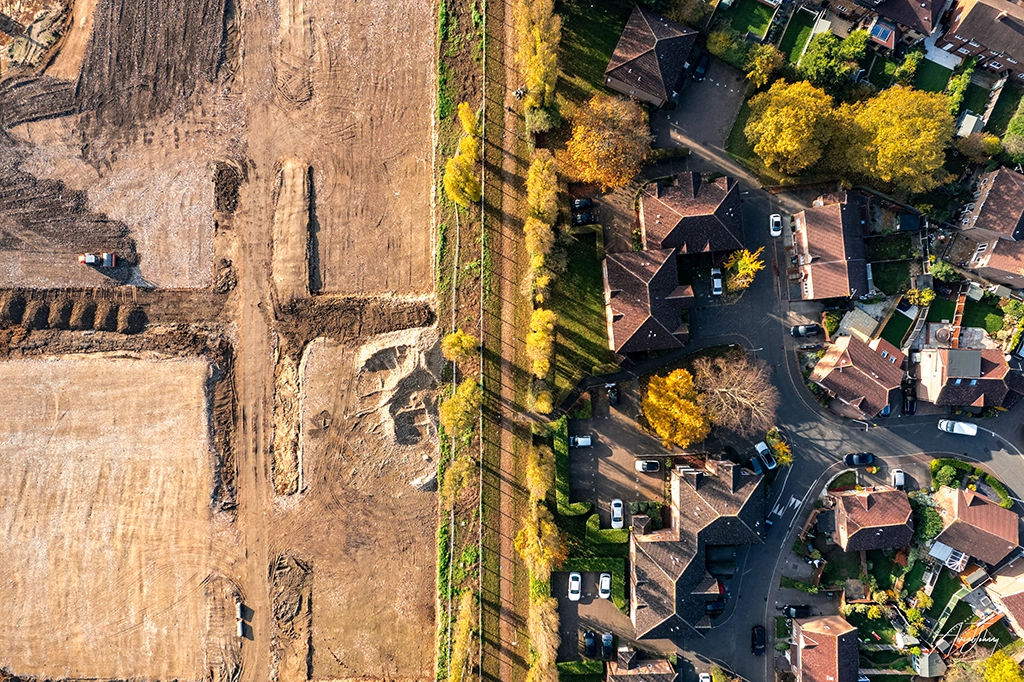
[0,0,439,679]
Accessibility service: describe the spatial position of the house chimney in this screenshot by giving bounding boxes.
[617,647,638,670]
[683,470,703,489]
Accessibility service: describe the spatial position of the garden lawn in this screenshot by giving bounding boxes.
[872,260,911,295]
[985,620,1019,649]
[913,59,953,93]
[779,8,815,63]
[940,600,977,638]
[867,56,898,89]
[880,313,913,348]
[550,231,617,404]
[867,550,897,590]
[848,612,897,645]
[776,616,792,639]
[819,542,862,586]
[557,0,630,109]
[926,568,961,620]
[720,0,776,38]
[963,83,991,115]
[987,84,1024,136]
[926,297,956,323]
[726,101,788,185]
[903,561,927,595]
[963,299,1004,333]
[828,471,857,491]
[868,234,914,261]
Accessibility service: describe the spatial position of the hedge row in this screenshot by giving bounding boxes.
[554,415,591,516]
[562,556,627,612]
[556,660,604,675]
[931,457,1013,509]
[985,474,1014,509]
[585,513,629,545]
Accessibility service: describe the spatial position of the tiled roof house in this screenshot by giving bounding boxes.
[604,5,698,107]
[809,335,905,418]
[607,648,678,682]
[933,486,1020,566]
[630,459,764,639]
[831,489,914,551]
[916,347,1024,408]
[938,0,1024,82]
[639,172,744,253]
[603,249,692,354]
[793,615,859,682]
[952,168,1024,288]
[793,192,869,300]
[986,563,1024,640]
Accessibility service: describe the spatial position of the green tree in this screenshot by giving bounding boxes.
[745,43,785,89]
[441,452,476,503]
[1005,97,1024,163]
[947,58,977,116]
[745,80,835,174]
[642,369,711,448]
[798,30,867,96]
[724,247,767,292]
[526,308,557,379]
[910,496,944,543]
[706,29,750,69]
[935,465,959,488]
[930,258,960,282]
[440,378,482,436]
[846,86,955,194]
[448,590,476,682]
[893,50,923,85]
[442,329,479,363]
[984,650,1024,682]
[563,95,649,189]
[906,288,936,307]
[665,0,711,26]
[916,590,933,610]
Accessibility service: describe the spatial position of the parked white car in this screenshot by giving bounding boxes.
[891,468,906,490]
[598,573,612,599]
[938,419,979,436]
[710,267,724,296]
[770,213,783,237]
[568,572,582,601]
[610,499,624,529]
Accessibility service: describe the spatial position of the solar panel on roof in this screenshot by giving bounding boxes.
[871,24,893,41]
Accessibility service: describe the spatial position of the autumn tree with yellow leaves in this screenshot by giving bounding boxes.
[444,102,482,207]
[564,95,649,190]
[526,308,557,379]
[448,590,476,682]
[442,328,479,364]
[440,377,482,437]
[745,44,785,89]
[526,596,560,682]
[744,80,836,175]
[525,445,555,502]
[514,0,561,132]
[724,247,766,293]
[642,369,711,448]
[524,150,559,301]
[514,502,567,582]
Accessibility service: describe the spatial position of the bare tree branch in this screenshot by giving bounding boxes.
[692,355,780,439]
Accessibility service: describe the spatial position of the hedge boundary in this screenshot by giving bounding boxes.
[930,457,1013,509]
[586,513,629,545]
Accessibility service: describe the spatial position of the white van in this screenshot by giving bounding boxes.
[569,435,592,447]
[938,419,978,436]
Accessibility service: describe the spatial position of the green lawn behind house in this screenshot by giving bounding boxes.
[720,0,776,38]
[867,55,898,89]
[963,299,1004,333]
[926,568,961,620]
[847,612,897,645]
[903,561,927,595]
[913,59,953,93]
[726,101,789,185]
[779,8,815,63]
[871,260,911,295]
[987,85,1024,136]
[880,313,913,348]
[963,83,991,115]
[867,550,898,590]
[819,539,862,586]
[557,0,630,109]
[927,297,956,323]
[868,234,915,261]
[551,231,616,405]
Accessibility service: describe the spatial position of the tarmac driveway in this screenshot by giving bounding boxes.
[650,58,746,153]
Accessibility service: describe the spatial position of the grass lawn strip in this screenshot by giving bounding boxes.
[867,549,897,590]
[867,234,914,261]
[867,56,898,89]
[880,312,912,348]
[779,8,815,62]
[926,297,956,323]
[871,260,911,295]
[557,0,629,109]
[926,568,960,620]
[819,541,861,586]
[963,83,991,115]
[847,611,896,645]
[828,471,857,491]
[913,59,953,93]
[903,561,927,595]
[962,299,1004,333]
[987,85,1024,135]
[550,231,617,406]
[721,0,776,38]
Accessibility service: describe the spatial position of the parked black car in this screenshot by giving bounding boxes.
[572,198,593,211]
[780,605,811,618]
[607,384,619,405]
[751,625,766,655]
[791,324,823,337]
[903,390,917,415]
[572,212,596,227]
[705,597,727,613]
[694,54,710,80]
[583,630,596,658]
[844,452,876,466]
[601,632,614,660]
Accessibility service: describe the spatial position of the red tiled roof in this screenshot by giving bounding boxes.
[605,5,698,104]
[873,0,940,34]
[935,486,1020,565]
[640,173,744,253]
[809,336,903,417]
[794,193,868,300]
[968,167,1024,241]
[948,0,1024,73]
[795,616,859,682]
[832,489,914,551]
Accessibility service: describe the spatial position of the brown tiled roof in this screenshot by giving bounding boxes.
[949,0,1024,69]
[832,489,914,551]
[640,173,744,253]
[935,486,1020,565]
[967,167,1024,240]
[980,238,1024,279]
[998,591,1024,634]
[794,616,859,682]
[607,657,678,682]
[872,0,941,34]
[934,348,1016,407]
[605,5,698,104]
[604,248,689,354]
[795,193,869,300]
[630,461,764,639]
[809,335,903,417]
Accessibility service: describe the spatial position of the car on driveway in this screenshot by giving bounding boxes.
[611,499,624,529]
[598,573,612,600]
[903,390,917,415]
[583,630,596,657]
[755,441,777,470]
[892,468,906,490]
[751,625,766,655]
[939,419,978,436]
[844,452,875,466]
[572,198,593,211]
[705,597,727,613]
[635,459,660,473]
[791,324,822,337]
[747,453,764,475]
[569,435,592,447]
[699,675,712,682]
[694,53,709,80]
[711,267,723,296]
[770,213,783,237]
[601,632,614,660]
[781,604,811,618]
[571,212,596,227]
[568,572,582,601]
[606,383,619,405]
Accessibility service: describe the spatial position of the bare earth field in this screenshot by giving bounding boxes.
[274,328,439,679]
[0,355,221,680]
